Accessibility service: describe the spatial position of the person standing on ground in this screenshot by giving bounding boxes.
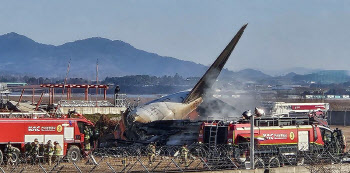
[31,138,40,164]
[180,144,189,166]
[45,140,54,166]
[54,141,62,164]
[25,142,32,156]
[84,126,92,151]
[147,142,156,166]
[5,142,14,166]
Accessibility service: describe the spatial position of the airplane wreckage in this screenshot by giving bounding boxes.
[112,24,248,146]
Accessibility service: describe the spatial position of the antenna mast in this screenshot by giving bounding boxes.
[96,59,99,107]
[62,59,71,97]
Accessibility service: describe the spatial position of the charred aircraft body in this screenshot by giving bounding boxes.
[118,24,248,145]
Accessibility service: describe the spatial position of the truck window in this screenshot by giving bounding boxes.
[320,128,332,143]
[314,127,318,141]
[78,122,85,134]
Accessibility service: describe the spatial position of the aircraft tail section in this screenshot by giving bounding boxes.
[183,24,248,103]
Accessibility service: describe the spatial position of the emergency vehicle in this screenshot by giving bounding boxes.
[198,114,345,167]
[271,102,329,116]
[0,113,95,164]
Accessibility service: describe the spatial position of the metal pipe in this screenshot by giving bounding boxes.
[35,92,44,111]
[32,88,35,104]
[104,88,107,100]
[49,88,52,104]
[67,87,70,100]
[250,114,254,169]
[85,87,89,101]
[18,88,25,104]
[68,87,72,100]
[96,59,99,107]
[96,86,98,107]
[52,88,55,104]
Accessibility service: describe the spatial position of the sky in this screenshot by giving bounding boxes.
[0,0,350,75]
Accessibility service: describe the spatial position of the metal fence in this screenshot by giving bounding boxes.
[1,143,350,172]
[59,100,114,107]
[328,111,350,126]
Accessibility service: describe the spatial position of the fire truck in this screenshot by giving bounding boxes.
[271,102,329,116]
[198,114,346,167]
[0,113,95,164]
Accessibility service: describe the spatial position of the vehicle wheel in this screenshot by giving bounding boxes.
[268,156,280,168]
[0,150,3,165]
[67,145,81,162]
[254,157,265,169]
[10,147,20,164]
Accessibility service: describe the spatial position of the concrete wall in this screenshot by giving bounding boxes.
[202,164,350,173]
[201,166,309,173]
[60,106,127,115]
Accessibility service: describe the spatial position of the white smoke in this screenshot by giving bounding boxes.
[197,72,262,121]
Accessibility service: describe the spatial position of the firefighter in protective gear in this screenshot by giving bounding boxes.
[180,144,189,166]
[5,142,14,166]
[54,141,62,163]
[45,140,54,166]
[25,142,32,156]
[147,142,156,166]
[84,126,92,150]
[31,138,40,164]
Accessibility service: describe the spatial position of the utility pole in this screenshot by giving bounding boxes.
[250,114,255,169]
[63,59,71,95]
[96,59,99,107]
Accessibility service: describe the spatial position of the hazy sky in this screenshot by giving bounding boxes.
[0,0,350,75]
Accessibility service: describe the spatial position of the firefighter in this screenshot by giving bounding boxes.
[45,140,54,166]
[114,85,120,100]
[84,126,92,151]
[147,142,156,166]
[5,142,14,166]
[180,144,189,166]
[31,138,40,164]
[25,142,32,156]
[53,141,62,164]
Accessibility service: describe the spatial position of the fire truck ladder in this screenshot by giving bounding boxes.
[207,121,234,168]
[208,121,218,148]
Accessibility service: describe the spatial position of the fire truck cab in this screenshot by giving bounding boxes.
[0,113,95,164]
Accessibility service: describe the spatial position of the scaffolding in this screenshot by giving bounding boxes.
[0,83,10,109]
[40,84,110,104]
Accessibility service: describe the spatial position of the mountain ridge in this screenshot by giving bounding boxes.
[0,32,212,78]
[2,32,346,85]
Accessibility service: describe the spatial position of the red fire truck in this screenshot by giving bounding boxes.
[0,113,95,164]
[198,116,345,166]
[271,102,329,116]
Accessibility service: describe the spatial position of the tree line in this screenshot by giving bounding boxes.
[0,74,200,94]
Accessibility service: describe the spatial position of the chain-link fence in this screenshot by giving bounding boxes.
[1,143,350,172]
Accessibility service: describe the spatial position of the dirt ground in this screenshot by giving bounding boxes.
[0,156,205,173]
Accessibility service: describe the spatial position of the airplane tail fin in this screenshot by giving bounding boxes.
[183,24,248,103]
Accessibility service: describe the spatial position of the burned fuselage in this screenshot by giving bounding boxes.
[127,120,202,145]
[116,24,248,145]
[118,95,237,146]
